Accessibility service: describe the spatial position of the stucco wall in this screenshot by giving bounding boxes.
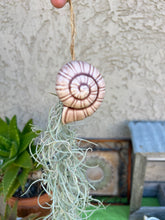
[0,0,165,138]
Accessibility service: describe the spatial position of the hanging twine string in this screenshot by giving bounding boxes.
[68,0,76,60]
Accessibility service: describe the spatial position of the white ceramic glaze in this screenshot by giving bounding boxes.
[56,61,105,124]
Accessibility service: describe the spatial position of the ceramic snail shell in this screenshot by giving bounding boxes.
[56,61,105,124]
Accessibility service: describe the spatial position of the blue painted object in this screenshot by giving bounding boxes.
[128,121,165,153]
[157,184,165,206]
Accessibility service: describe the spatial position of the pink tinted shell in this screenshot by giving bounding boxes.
[56,61,105,124]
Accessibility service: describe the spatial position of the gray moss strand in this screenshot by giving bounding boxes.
[32,102,102,220]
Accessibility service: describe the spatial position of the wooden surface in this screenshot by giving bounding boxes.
[145,161,165,181]
[130,153,147,213]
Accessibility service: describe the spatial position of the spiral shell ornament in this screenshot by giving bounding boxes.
[56,61,105,124]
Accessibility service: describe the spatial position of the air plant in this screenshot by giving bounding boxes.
[31,102,103,220]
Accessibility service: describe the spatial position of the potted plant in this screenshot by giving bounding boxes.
[0,201,39,220]
[0,116,51,218]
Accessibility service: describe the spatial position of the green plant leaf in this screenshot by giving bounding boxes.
[0,147,9,158]
[5,178,20,203]
[0,156,17,170]
[14,151,32,169]
[2,202,18,220]
[9,115,20,146]
[0,136,11,150]
[19,132,37,154]
[23,213,40,220]
[0,118,9,138]
[22,119,33,135]
[0,215,5,220]
[30,143,37,155]
[5,117,10,125]
[9,142,18,158]
[8,201,18,220]
[18,168,30,190]
[2,165,20,201]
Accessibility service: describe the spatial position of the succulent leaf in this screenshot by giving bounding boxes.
[5,178,20,202]
[5,117,10,125]
[0,145,10,157]
[18,168,31,190]
[0,136,11,150]
[9,142,18,159]
[2,165,20,201]
[0,202,17,219]
[0,116,40,201]
[14,151,32,169]
[19,132,37,154]
[0,156,17,170]
[23,213,40,220]
[22,119,33,135]
[0,118,8,138]
[9,116,20,146]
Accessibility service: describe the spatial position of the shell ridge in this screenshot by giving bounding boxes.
[56,61,105,124]
[60,94,73,102]
[58,70,72,80]
[67,62,79,74]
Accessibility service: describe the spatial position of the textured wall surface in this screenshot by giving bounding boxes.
[0,0,165,138]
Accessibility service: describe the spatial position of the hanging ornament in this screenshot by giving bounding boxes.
[32,1,105,219]
[56,60,105,124]
[54,0,105,124]
[50,0,68,8]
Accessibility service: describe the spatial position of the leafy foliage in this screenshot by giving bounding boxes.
[0,116,40,201]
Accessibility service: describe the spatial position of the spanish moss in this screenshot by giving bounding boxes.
[31,102,103,220]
